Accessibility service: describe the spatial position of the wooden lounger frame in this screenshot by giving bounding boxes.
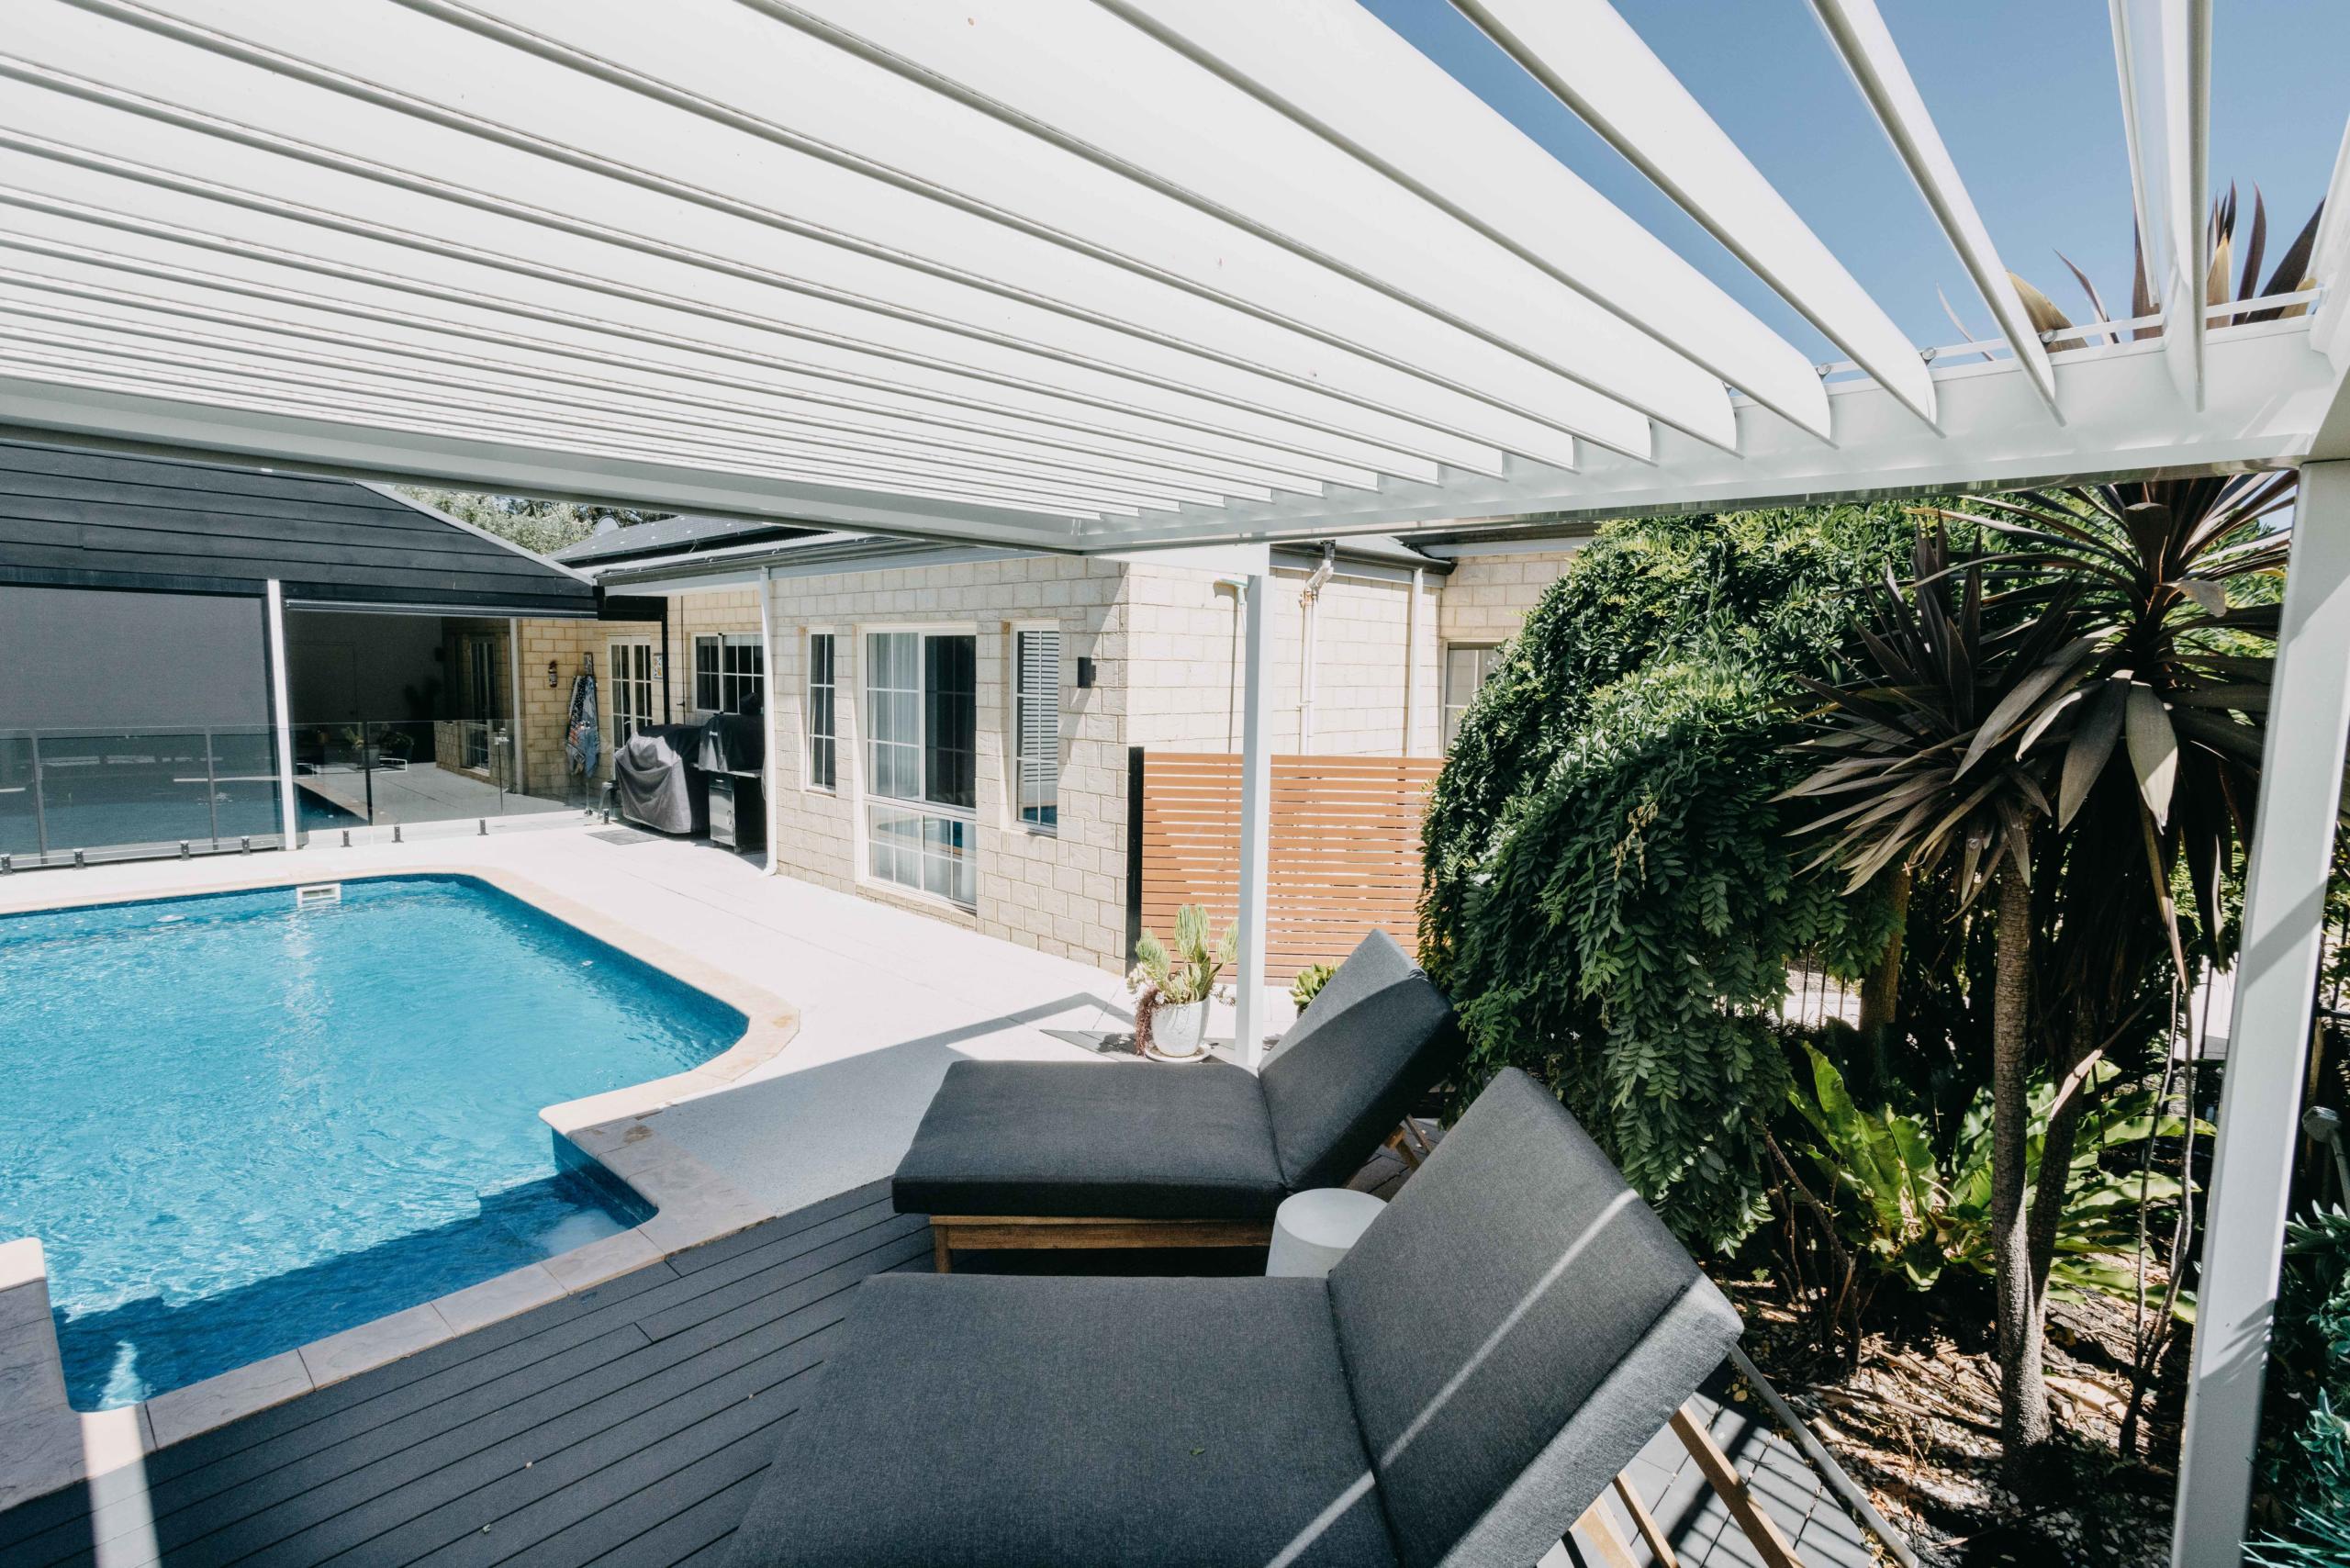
[926,1116,1431,1271]
[1572,1405,1807,1568]
[927,1215,1272,1271]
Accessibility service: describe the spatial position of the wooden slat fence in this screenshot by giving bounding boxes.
[1129,749,1440,981]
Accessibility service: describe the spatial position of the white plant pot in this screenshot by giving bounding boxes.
[1152,999,1210,1059]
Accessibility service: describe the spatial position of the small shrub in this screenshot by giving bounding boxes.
[2253,1208,2350,1563]
[1290,963,1336,1013]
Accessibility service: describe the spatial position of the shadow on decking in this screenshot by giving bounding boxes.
[2,1138,1875,1568]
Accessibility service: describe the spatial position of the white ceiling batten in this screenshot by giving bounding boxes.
[0,201,1388,494]
[731,0,1706,456]
[0,263,1305,504]
[29,0,1593,478]
[0,0,2332,568]
[1456,0,1940,431]
[0,53,1501,482]
[2110,0,2212,411]
[1807,0,2062,418]
[1092,0,1831,442]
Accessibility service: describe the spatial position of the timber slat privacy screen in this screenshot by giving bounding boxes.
[1134,751,1440,982]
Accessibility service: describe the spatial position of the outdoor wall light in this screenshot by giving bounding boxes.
[547,659,559,688]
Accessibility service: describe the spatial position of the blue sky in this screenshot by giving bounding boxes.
[1361,0,2350,364]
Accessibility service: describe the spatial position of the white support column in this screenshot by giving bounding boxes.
[507,616,527,799]
[263,579,299,850]
[758,566,779,877]
[2172,460,2350,1568]
[1233,570,1275,1069]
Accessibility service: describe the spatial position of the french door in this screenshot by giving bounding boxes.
[608,639,655,745]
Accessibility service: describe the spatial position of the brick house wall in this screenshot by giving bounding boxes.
[1434,546,1586,646]
[766,554,1129,969]
[1123,559,1439,757]
[515,616,658,800]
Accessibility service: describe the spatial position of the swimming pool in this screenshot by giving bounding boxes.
[0,875,744,1409]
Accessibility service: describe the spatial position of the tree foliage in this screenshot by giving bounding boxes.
[397,487,668,556]
[1422,507,1917,1249]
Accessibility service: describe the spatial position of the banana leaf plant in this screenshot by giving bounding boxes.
[1786,1044,2205,1310]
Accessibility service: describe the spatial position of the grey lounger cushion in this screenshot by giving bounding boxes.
[890,929,1460,1222]
[1328,1069,1744,1568]
[1260,929,1463,1191]
[724,1274,1397,1568]
[890,1058,1288,1220]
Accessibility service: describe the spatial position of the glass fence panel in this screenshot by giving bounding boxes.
[0,732,39,860]
[0,727,287,867]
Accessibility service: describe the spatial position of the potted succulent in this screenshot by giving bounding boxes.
[1128,903,1237,1060]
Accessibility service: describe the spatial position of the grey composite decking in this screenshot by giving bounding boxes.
[0,1165,1878,1568]
[0,1181,926,1568]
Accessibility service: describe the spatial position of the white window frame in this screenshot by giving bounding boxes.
[1011,622,1061,834]
[805,628,838,793]
[856,622,979,910]
[1441,643,1501,749]
[607,636,656,748]
[691,632,764,716]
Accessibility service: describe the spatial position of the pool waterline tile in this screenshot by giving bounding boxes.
[0,863,803,1503]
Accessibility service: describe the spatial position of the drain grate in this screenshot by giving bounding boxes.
[588,828,661,846]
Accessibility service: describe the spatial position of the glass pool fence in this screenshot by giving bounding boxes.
[0,719,578,871]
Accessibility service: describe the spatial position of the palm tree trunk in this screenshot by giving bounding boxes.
[1855,867,1911,1040]
[1991,857,2050,1481]
[2026,1011,2098,1304]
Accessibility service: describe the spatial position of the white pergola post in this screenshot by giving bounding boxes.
[2172,459,2350,1568]
[758,564,779,877]
[1233,570,1274,1069]
[263,578,299,850]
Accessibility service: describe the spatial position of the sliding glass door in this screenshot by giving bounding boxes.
[865,630,977,906]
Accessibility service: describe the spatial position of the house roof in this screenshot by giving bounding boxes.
[0,437,598,616]
[565,518,1450,589]
[554,512,816,566]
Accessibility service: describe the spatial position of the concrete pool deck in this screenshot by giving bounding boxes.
[0,823,1165,1506]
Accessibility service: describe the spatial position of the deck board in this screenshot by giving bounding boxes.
[3,1160,1875,1568]
[6,1182,911,1568]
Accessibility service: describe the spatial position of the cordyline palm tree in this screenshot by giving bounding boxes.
[1783,525,2092,1474]
[1930,472,2290,1446]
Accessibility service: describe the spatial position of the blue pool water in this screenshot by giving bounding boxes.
[0,876,744,1409]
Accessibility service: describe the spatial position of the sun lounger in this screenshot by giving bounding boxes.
[723,1068,1745,1568]
[892,929,1462,1267]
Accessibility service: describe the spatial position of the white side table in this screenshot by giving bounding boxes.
[1265,1188,1386,1278]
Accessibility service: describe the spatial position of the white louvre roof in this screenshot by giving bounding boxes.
[0,0,2343,554]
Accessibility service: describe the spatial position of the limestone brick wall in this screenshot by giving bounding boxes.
[666,588,765,720]
[767,554,1129,970]
[515,616,658,802]
[1434,545,1588,647]
[1124,560,1439,758]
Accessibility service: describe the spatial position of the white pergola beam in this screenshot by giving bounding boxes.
[1457,0,1939,428]
[0,204,1391,492]
[738,0,1718,454]
[0,282,1292,505]
[0,371,1154,538]
[2111,0,2211,410]
[1807,0,2062,416]
[1093,0,1830,442]
[0,151,1446,487]
[1098,319,2334,548]
[2171,460,2350,1568]
[139,0,1625,471]
[0,63,1518,484]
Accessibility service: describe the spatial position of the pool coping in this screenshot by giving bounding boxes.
[0,864,802,1510]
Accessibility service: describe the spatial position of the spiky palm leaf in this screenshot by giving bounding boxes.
[1782,526,2079,908]
[2010,183,2324,353]
[1929,472,2294,948]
